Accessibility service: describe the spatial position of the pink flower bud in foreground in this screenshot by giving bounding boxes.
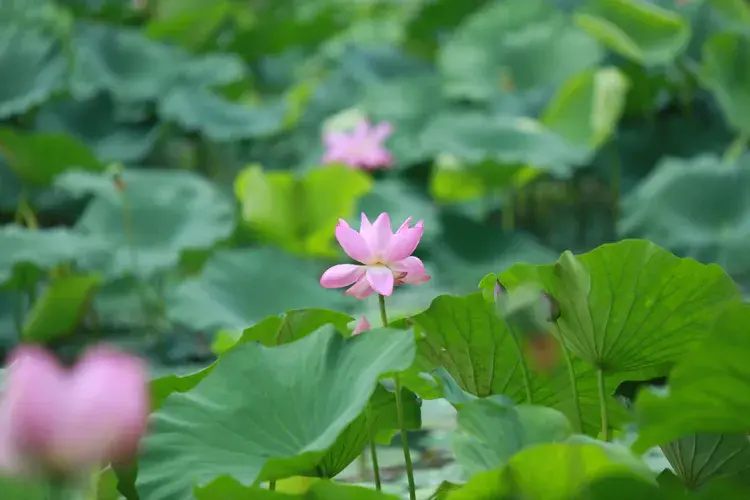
[322,119,394,171]
[352,316,372,336]
[320,212,430,299]
[0,345,149,477]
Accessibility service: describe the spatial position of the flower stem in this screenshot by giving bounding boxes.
[378,294,416,500]
[365,404,382,490]
[597,367,609,441]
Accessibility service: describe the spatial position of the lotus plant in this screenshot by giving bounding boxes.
[0,344,149,492]
[322,119,394,171]
[321,211,427,500]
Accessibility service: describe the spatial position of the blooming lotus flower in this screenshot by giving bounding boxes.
[352,316,371,336]
[322,120,394,170]
[0,344,149,477]
[320,213,430,298]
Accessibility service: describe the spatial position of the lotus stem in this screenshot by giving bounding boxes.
[507,324,533,404]
[365,404,381,490]
[379,294,416,500]
[553,325,583,433]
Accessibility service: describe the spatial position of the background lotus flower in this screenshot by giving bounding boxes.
[0,344,149,477]
[320,212,430,298]
[322,120,394,170]
[352,316,371,336]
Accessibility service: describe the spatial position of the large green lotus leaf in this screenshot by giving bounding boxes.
[194,478,401,499]
[542,67,630,151]
[59,169,235,279]
[519,239,739,372]
[234,164,373,258]
[452,399,573,476]
[0,225,110,287]
[166,249,349,332]
[159,86,287,141]
[146,0,233,51]
[634,304,750,451]
[404,0,492,58]
[0,128,104,187]
[619,155,750,276]
[578,474,666,499]
[575,0,691,66]
[447,440,655,500]
[660,433,750,489]
[136,327,416,500]
[420,111,589,177]
[238,309,353,347]
[411,292,628,435]
[0,27,66,119]
[438,0,602,101]
[35,94,159,164]
[700,31,750,135]
[22,273,102,342]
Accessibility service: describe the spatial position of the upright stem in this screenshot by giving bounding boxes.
[597,368,609,441]
[501,189,515,232]
[378,294,416,500]
[16,189,39,230]
[609,141,621,226]
[365,404,381,490]
[553,326,583,433]
[724,133,748,163]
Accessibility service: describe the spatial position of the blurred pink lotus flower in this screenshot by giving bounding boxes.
[322,120,394,170]
[352,316,372,336]
[320,212,430,298]
[0,344,149,477]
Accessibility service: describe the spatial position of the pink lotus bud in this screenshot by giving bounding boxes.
[494,280,507,303]
[352,316,371,336]
[0,344,149,477]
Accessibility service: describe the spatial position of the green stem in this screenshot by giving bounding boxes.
[501,189,515,232]
[554,326,583,433]
[378,294,416,500]
[609,141,620,225]
[507,324,533,404]
[13,290,24,340]
[16,189,39,230]
[365,404,382,490]
[597,368,609,441]
[269,480,276,491]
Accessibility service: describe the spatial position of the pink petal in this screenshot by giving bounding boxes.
[384,219,423,263]
[366,266,395,296]
[323,131,349,149]
[344,275,375,299]
[335,219,373,264]
[392,256,431,285]
[320,264,366,289]
[351,120,371,141]
[5,346,66,460]
[55,347,149,469]
[371,122,393,142]
[363,213,392,259]
[352,316,372,336]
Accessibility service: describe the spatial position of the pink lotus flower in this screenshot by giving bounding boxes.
[320,213,430,298]
[322,120,394,171]
[352,316,372,336]
[0,344,149,476]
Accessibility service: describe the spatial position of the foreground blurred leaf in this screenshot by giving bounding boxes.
[137,328,415,499]
[0,129,103,187]
[542,67,630,150]
[166,249,349,332]
[447,440,654,499]
[634,304,750,451]
[452,400,573,476]
[235,164,373,257]
[701,31,750,136]
[575,0,691,66]
[195,478,401,499]
[439,0,601,101]
[619,155,750,276]
[660,433,750,489]
[0,476,47,500]
[22,273,102,342]
[59,169,236,279]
